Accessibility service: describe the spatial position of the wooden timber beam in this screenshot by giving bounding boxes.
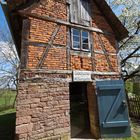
[97,33,114,72]
[20,69,120,75]
[94,50,117,56]
[18,10,113,36]
[37,24,61,68]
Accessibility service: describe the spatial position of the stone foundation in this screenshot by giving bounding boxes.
[16,70,71,140]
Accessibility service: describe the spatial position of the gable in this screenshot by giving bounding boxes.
[1,0,129,56]
[3,0,128,40]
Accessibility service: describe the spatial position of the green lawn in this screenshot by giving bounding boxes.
[0,90,16,111]
[0,108,16,116]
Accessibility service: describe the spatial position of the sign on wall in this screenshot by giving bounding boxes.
[73,71,92,82]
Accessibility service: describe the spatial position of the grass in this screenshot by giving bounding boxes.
[0,90,16,111]
[0,108,16,115]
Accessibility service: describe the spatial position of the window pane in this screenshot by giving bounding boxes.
[73,42,80,49]
[72,28,90,50]
[82,37,88,44]
[82,43,89,50]
[82,31,88,37]
[82,30,89,50]
[73,36,80,42]
[73,29,80,36]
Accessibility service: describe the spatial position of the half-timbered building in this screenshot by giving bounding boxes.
[1,0,131,139]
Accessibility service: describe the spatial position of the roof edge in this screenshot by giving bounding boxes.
[94,0,129,41]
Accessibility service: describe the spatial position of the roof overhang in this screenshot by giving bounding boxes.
[94,0,129,41]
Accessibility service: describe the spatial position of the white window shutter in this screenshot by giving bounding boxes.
[70,0,81,24]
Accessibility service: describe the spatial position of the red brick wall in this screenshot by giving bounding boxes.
[22,0,67,69]
[71,55,92,70]
[28,45,67,69]
[91,1,119,72]
[20,0,120,73]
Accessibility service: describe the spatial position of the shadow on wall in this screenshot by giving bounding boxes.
[0,113,16,140]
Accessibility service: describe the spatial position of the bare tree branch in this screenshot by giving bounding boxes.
[121,46,140,65]
[119,25,140,50]
[124,69,140,81]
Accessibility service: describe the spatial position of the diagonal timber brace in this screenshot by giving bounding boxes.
[37,24,61,68]
[97,33,114,72]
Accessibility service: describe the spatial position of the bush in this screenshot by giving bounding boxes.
[133,83,140,95]
[125,82,133,93]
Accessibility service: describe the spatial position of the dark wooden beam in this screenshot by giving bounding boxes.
[97,33,114,72]
[18,10,113,36]
[37,24,61,68]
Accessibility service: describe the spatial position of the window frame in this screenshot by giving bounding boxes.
[71,28,91,52]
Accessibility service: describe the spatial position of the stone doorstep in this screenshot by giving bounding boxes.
[71,138,103,140]
[71,138,94,140]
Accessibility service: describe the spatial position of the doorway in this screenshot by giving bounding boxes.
[70,82,92,139]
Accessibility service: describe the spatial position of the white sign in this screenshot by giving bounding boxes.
[73,71,92,82]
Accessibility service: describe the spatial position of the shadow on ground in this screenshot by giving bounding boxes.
[0,113,16,140]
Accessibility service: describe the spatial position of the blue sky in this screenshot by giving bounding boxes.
[0,5,18,89]
[0,4,12,42]
[0,5,6,30]
[114,5,125,16]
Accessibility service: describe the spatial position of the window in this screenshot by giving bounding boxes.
[70,0,91,26]
[72,28,90,51]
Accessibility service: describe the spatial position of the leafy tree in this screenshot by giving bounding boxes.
[0,25,19,90]
[107,0,140,81]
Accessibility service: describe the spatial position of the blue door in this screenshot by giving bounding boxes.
[96,80,131,138]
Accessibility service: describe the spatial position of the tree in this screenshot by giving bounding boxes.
[106,0,140,81]
[0,26,19,89]
[0,9,19,108]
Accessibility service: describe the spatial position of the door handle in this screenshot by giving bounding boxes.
[122,100,127,108]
